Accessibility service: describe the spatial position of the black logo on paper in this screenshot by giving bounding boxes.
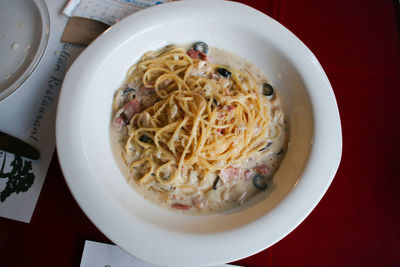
[0,153,35,202]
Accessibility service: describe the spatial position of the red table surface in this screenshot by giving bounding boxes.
[1,0,399,266]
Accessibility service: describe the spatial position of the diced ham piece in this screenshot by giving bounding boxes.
[255,164,270,175]
[187,49,198,58]
[123,99,141,121]
[244,170,253,181]
[172,203,192,210]
[111,116,125,131]
[112,99,141,131]
[219,166,244,183]
[226,105,235,111]
[187,48,207,60]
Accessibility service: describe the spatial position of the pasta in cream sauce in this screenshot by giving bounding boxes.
[110,43,288,214]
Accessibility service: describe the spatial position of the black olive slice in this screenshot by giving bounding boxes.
[213,98,218,106]
[276,148,284,156]
[217,67,231,78]
[123,87,136,95]
[193,42,209,54]
[263,83,274,96]
[139,135,151,143]
[212,176,221,190]
[253,174,268,190]
[259,142,273,152]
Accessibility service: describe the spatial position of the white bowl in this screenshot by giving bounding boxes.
[56,1,342,266]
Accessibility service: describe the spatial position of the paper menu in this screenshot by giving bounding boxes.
[0,0,83,223]
[80,240,241,267]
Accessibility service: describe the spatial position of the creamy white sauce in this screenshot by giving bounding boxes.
[110,46,288,215]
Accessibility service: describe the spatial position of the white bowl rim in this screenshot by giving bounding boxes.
[56,1,342,266]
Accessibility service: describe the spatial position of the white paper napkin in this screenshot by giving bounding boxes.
[63,0,172,25]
